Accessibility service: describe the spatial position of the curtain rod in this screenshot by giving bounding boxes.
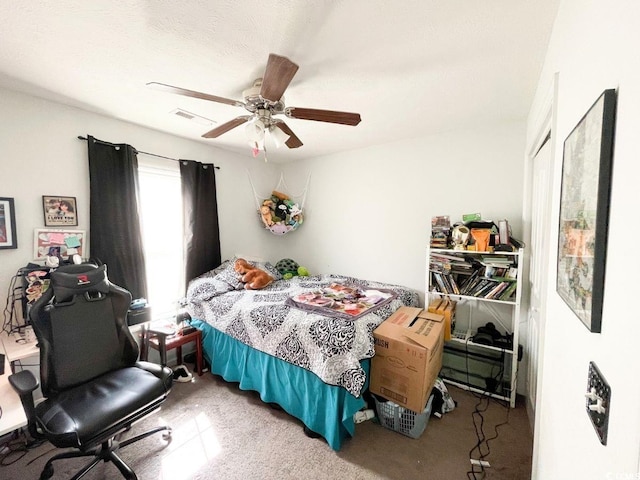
[77,136,220,169]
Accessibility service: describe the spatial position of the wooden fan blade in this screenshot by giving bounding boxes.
[285,107,361,126]
[273,121,303,148]
[202,116,250,138]
[147,82,244,107]
[260,54,299,102]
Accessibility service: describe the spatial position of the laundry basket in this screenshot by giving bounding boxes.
[373,394,434,439]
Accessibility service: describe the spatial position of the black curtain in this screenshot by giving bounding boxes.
[180,160,221,287]
[87,135,148,300]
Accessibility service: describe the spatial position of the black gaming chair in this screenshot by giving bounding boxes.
[9,263,173,480]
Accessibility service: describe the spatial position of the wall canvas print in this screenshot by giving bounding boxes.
[43,195,78,227]
[557,89,616,333]
[0,197,18,249]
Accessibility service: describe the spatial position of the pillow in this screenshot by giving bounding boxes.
[186,275,235,303]
[214,261,244,290]
[253,260,282,281]
[211,260,231,275]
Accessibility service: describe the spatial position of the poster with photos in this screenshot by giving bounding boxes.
[43,195,78,227]
[34,229,85,260]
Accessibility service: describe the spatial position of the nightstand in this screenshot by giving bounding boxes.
[141,324,203,376]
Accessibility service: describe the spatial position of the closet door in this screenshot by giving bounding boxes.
[526,136,552,414]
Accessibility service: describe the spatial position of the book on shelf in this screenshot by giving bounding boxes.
[489,276,517,283]
[431,271,460,295]
[484,281,510,299]
[480,255,513,267]
[476,281,498,298]
[467,279,490,297]
[432,272,448,294]
[431,252,465,261]
[459,270,481,295]
[498,281,518,300]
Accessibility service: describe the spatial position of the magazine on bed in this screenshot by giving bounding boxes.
[285,283,398,320]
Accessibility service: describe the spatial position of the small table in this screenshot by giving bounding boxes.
[141,325,203,376]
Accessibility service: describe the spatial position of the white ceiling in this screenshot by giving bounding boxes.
[0,1,559,163]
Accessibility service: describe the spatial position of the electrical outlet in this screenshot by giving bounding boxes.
[586,361,611,445]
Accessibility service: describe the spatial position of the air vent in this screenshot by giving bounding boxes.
[170,109,215,126]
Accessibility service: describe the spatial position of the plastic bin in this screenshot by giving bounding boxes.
[374,394,434,439]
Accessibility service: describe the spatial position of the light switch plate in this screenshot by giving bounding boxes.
[586,361,610,445]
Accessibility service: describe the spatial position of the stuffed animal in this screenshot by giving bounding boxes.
[275,258,310,279]
[234,258,254,275]
[260,205,274,227]
[234,258,274,290]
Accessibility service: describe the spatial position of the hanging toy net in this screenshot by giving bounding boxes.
[259,190,304,235]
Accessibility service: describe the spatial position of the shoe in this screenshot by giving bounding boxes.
[172,365,193,383]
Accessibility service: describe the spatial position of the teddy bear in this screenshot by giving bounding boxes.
[234,258,274,290]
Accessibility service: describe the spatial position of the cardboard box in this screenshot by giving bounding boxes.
[370,307,444,412]
[428,298,456,341]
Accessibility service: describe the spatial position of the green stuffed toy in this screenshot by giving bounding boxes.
[276,258,309,280]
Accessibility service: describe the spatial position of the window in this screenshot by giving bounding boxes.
[138,157,183,320]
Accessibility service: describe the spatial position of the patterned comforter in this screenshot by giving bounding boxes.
[185,273,418,397]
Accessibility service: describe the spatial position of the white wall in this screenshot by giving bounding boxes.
[0,88,525,314]
[0,88,283,321]
[529,1,640,478]
[0,88,528,387]
[279,125,526,302]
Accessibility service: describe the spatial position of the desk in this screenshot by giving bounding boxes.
[0,332,39,372]
[0,340,28,436]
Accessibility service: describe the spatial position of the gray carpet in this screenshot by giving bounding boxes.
[0,372,532,479]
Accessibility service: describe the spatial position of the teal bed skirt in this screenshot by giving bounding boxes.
[190,319,368,451]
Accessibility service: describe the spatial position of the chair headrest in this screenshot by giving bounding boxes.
[51,264,110,303]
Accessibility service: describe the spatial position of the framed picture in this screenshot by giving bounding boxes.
[557,89,617,333]
[0,197,18,249]
[42,195,78,227]
[34,229,85,260]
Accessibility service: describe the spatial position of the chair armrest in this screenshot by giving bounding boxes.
[8,370,41,439]
[136,361,174,391]
[8,369,39,396]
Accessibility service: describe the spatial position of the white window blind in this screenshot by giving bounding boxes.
[137,157,184,320]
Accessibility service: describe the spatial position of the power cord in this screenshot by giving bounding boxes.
[463,338,513,480]
[0,430,48,467]
[2,274,22,334]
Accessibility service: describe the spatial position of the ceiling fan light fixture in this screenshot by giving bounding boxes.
[270,125,290,149]
[245,117,265,148]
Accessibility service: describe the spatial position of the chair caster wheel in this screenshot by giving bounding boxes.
[162,427,173,440]
[40,464,54,479]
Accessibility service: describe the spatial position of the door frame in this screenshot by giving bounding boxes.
[524,73,559,480]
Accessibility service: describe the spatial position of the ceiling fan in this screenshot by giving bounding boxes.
[148,53,361,149]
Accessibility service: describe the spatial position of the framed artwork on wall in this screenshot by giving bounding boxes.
[34,229,85,260]
[556,89,617,333]
[0,197,18,249]
[43,195,78,227]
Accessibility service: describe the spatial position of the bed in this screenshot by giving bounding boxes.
[184,260,418,450]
